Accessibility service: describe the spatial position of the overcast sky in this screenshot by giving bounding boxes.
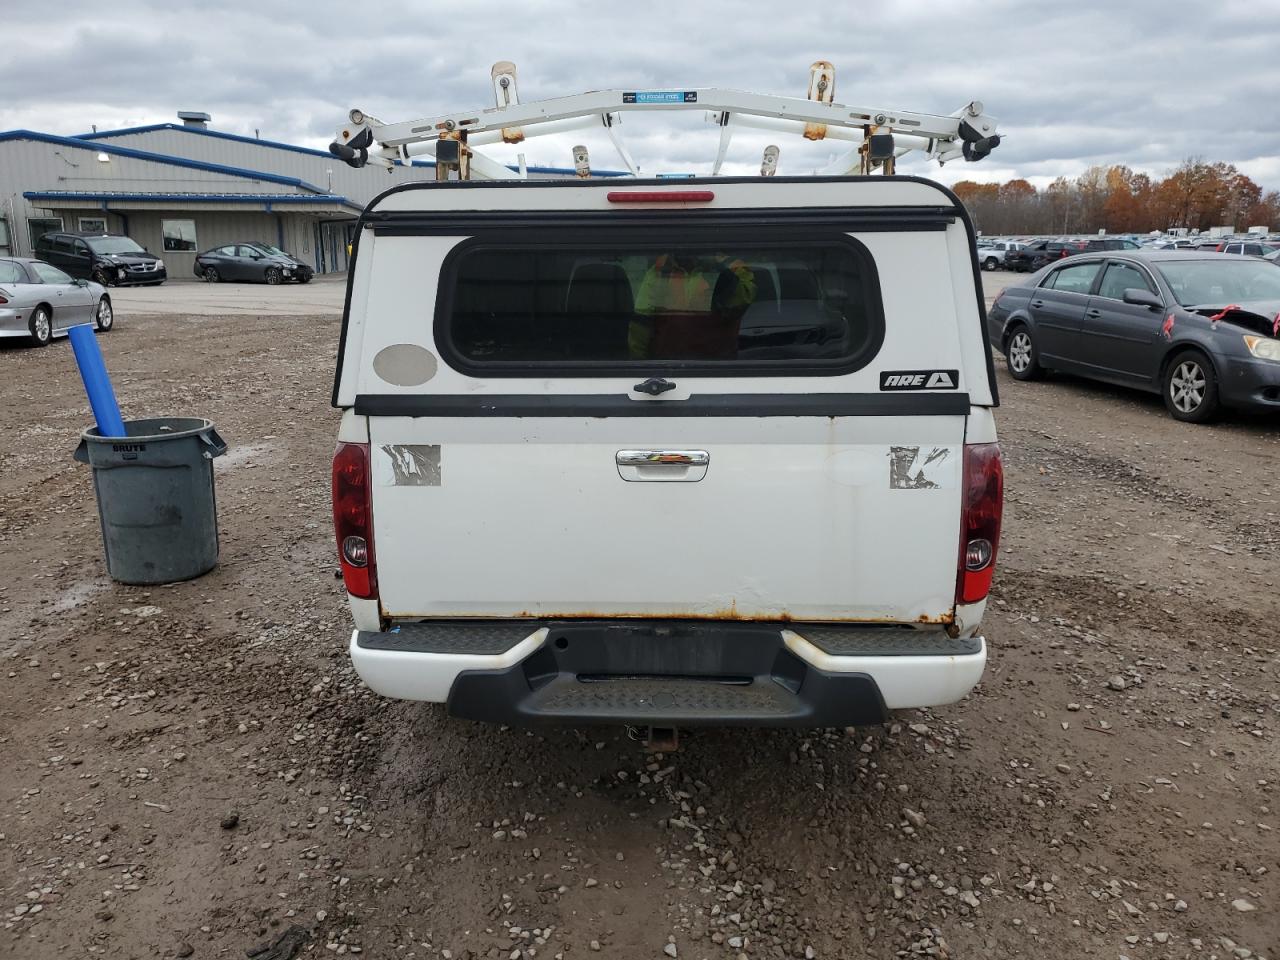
[3,0,1278,190]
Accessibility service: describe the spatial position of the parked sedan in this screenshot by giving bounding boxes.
[987,251,1280,422]
[0,257,114,346]
[193,243,314,284]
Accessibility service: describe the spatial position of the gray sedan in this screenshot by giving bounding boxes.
[0,257,114,346]
[987,251,1280,422]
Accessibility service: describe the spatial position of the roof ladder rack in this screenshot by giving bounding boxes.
[330,60,1001,181]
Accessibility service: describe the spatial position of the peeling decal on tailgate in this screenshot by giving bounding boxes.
[888,446,955,489]
[374,444,441,486]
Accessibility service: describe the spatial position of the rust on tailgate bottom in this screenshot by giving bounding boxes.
[380,604,954,626]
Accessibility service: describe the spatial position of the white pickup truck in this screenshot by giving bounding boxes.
[331,175,1003,729]
[976,239,1026,271]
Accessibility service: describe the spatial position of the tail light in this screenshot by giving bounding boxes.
[332,441,377,600]
[957,442,1003,605]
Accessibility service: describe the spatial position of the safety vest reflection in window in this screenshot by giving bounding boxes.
[630,254,757,359]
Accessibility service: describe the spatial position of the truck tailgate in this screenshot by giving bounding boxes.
[368,412,964,623]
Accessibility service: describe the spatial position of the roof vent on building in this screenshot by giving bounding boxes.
[177,111,211,129]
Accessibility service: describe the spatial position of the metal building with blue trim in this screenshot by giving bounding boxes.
[0,112,625,276]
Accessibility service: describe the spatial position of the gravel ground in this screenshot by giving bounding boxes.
[1,279,1277,960]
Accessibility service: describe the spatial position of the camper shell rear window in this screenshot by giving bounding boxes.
[435,230,885,376]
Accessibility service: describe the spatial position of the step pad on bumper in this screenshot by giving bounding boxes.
[452,667,885,726]
[796,625,980,656]
[534,676,797,719]
[358,620,540,655]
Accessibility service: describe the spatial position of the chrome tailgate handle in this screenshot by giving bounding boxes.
[616,449,709,467]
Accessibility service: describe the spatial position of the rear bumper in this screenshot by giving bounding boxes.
[0,307,29,336]
[350,619,986,726]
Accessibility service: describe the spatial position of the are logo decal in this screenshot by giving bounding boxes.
[879,369,960,391]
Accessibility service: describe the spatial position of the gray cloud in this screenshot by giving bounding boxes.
[3,0,1277,189]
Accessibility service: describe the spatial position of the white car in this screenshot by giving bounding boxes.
[331,176,1003,730]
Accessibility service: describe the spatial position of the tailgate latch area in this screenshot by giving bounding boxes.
[632,377,678,396]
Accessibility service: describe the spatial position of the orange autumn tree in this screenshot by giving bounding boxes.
[1102,166,1143,233]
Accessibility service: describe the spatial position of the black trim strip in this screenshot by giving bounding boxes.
[369,206,952,235]
[368,174,937,194]
[946,193,1001,407]
[332,220,363,407]
[353,392,970,418]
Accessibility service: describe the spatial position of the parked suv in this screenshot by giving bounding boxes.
[331,177,1003,730]
[1218,240,1278,257]
[33,232,167,286]
[1005,239,1081,272]
[1080,238,1141,253]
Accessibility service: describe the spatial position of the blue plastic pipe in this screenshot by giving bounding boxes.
[68,324,126,438]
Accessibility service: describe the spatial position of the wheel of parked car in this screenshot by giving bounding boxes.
[203,266,220,283]
[1163,350,1220,423]
[94,296,114,332]
[91,267,112,287]
[1004,324,1043,381]
[983,256,999,271]
[28,306,52,347]
[264,266,283,285]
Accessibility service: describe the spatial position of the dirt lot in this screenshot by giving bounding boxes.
[2,277,1277,960]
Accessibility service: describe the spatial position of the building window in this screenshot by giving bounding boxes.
[0,217,10,255]
[161,219,198,252]
[79,217,107,234]
[27,217,64,248]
